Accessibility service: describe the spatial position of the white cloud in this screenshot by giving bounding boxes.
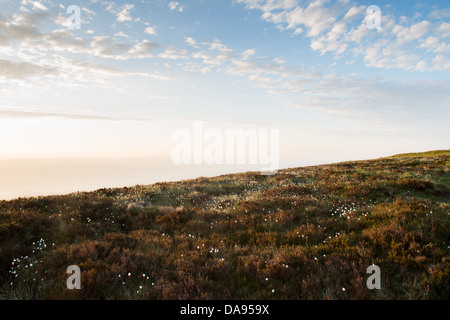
[241,48,256,59]
[180,35,449,122]
[293,27,303,35]
[209,39,233,53]
[158,45,188,60]
[0,14,43,40]
[19,0,48,11]
[184,36,197,47]
[431,54,450,70]
[393,21,431,45]
[31,1,47,11]
[102,2,135,22]
[0,50,169,92]
[42,29,87,53]
[364,41,423,71]
[237,0,450,72]
[144,26,157,36]
[419,36,439,51]
[0,58,55,79]
[286,76,450,120]
[114,31,129,38]
[1,9,162,61]
[116,4,134,22]
[236,0,298,12]
[419,36,450,53]
[2,0,448,122]
[429,8,450,19]
[81,8,97,17]
[53,12,69,28]
[346,23,368,43]
[0,107,115,120]
[187,38,301,79]
[437,22,450,38]
[123,40,161,59]
[0,33,8,46]
[168,1,184,12]
[342,6,365,22]
[238,0,336,36]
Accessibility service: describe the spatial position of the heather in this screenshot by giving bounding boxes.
[0,151,449,299]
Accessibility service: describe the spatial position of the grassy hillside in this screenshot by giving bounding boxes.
[385,150,450,159]
[0,151,449,300]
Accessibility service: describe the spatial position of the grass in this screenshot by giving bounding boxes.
[385,150,450,158]
[0,150,449,300]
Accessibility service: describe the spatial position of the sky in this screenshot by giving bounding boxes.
[0,0,449,199]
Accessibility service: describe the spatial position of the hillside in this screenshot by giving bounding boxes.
[0,151,449,299]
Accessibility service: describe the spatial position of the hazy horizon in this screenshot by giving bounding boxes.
[1,149,444,201]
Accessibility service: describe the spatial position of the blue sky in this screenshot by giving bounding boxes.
[0,0,449,167]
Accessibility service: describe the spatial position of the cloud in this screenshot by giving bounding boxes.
[114,31,129,38]
[0,8,168,95]
[0,55,170,96]
[180,34,449,122]
[342,6,365,22]
[0,32,168,89]
[437,22,450,38]
[89,35,132,57]
[0,0,447,142]
[285,77,450,121]
[0,32,8,46]
[236,0,298,12]
[0,59,56,79]
[431,54,450,70]
[0,11,45,40]
[0,107,115,120]
[285,1,336,36]
[393,21,431,45]
[0,106,179,121]
[168,1,184,12]
[185,37,304,78]
[158,45,188,60]
[36,32,161,60]
[81,7,97,17]
[56,57,168,80]
[43,29,87,53]
[184,36,197,47]
[144,26,157,36]
[102,2,135,22]
[116,4,134,22]
[19,0,48,11]
[237,0,450,71]
[124,40,161,59]
[419,36,450,54]
[238,0,336,36]
[346,23,368,43]
[419,36,440,51]
[90,37,161,60]
[429,7,450,19]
